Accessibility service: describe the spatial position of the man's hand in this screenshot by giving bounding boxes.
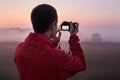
[52,30,62,44]
[69,22,79,35]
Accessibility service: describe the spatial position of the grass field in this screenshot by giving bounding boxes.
[0,41,120,80]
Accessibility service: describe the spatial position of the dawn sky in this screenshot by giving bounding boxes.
[0,0,120,42]
[0,0,120,28]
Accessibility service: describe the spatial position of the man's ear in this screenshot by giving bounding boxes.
[49,21,56,30]
[49,22,54,31]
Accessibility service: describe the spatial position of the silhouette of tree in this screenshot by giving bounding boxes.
[92,33,102,42]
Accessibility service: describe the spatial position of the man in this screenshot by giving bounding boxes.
[14,4,86,80]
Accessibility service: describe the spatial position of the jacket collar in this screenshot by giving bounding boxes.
[25,32,53,47]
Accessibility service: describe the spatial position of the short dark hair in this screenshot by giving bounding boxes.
[31,4,58,33]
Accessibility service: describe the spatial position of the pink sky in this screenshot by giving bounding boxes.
[0,0,120,28]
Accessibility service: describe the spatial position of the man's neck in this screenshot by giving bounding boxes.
[44,31,51,39]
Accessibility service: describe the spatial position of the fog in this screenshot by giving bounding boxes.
[81,26,120,42]
[0,28,33,42]
[0,27,120,42]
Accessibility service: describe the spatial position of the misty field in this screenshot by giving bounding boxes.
[0,41,120,80]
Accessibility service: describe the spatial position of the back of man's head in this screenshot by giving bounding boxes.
[31,4,58,33]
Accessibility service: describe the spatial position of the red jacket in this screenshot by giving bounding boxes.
[14,33,86,80]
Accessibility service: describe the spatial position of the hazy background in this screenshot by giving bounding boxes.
[0,26,120,42]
